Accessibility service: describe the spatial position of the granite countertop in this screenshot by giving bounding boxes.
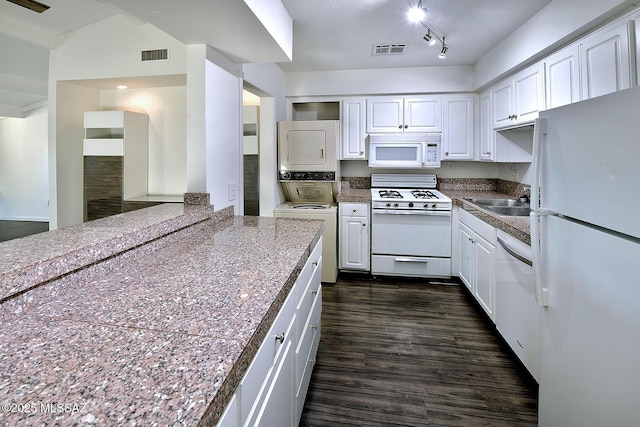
[0,203,214,301]
[337,187,531,245]
[336,188,372,203]
[0,207,324,426]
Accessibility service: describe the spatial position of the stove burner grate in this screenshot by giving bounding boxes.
[411,190,438,200]
[379,190,403,199]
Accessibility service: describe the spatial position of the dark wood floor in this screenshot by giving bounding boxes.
[299,274,538,427]
[0,220,49,242]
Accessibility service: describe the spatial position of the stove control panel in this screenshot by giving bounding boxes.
[372,201,451,211]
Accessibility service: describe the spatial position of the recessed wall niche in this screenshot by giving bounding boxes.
[83,110,160,221]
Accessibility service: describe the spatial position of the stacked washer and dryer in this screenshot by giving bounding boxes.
[274,120,340,283]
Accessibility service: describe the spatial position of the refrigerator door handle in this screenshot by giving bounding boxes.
[530,210,550,307]
[531,118,546,210]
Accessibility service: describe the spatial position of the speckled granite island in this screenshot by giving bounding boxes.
[0,204,324,426]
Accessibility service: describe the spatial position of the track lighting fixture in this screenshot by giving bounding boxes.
[409,1,448,59]
[422,30,436,46]
[439,37,448,59]
[408,0,427,23]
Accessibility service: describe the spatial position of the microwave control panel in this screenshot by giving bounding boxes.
[424,143,441,167]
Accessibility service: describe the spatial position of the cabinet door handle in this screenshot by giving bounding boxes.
[404,124,409,129]
[312,260,318,267]
[275,333,285,344]
[311,289,318,295]
[445,151,449,156]
[398,125,403,129]
[311,323,318,331]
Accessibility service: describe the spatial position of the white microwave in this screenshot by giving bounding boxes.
[368,134,441,169]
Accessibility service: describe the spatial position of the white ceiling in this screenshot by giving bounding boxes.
[0,0,552,117]
[277,0,552,72]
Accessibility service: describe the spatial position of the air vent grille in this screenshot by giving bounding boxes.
[6,0,50,13]
[141,49,168,61]
[374,44,406,56]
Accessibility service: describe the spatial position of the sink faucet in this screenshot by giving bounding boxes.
[519,187,531,204]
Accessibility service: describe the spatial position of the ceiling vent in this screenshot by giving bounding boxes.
[374,44,406,56]
[141,49,168,61]
[5,0,50,13]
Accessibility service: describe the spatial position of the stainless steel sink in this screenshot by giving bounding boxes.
[464,198,531,216]
[465,198,528,207]
[486,206,531,216]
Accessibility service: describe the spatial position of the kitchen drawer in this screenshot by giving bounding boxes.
[295,292,322,421]
[239,283,297,425]
[296,238,322,304]
[340,203,369,217]
[372,255,451,278]
[296,256,322,338]
[459,208,497,244]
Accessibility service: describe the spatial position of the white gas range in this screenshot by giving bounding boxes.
[370,174,452,279]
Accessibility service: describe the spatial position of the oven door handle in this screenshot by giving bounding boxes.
[394,257,429,263]
[372,210,451,216]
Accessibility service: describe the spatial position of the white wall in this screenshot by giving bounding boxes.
[100,86,187,196]
[205,50,243,213]
[0,105,49,221]
[51,82,101,228]
[285,66,475,97]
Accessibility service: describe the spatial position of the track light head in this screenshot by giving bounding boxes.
[423,30,436,46]
[439,37,448,59]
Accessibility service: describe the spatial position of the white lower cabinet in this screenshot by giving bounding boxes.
[339,203,370,271]
[218,238,323,427]
[458,209,496,323]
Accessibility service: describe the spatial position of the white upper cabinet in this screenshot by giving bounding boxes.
[341,98,367,160]
[491,79,514,129]
[367,96,442,133]
[545,44,581,109]
[442,95,475,160]
[492,62,545,129]
[580,20,632,101]
[478,91,494,161]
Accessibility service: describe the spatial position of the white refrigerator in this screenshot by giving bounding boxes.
[531,86,640,427]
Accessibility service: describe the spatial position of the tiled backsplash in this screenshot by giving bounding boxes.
[342,176,530,197]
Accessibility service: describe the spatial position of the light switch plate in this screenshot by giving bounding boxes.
[228,182,237,201]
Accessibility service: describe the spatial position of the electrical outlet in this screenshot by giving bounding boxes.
[447,161,455,171]
[510,164,518,180]
[228,182,237,201]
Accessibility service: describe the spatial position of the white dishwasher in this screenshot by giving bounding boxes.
[495,230,540,382]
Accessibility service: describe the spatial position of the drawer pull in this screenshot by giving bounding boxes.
[275,333,285,344]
